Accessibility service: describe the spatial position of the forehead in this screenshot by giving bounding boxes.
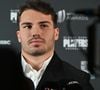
[20,9,53,24]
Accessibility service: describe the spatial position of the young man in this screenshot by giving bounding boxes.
[16,0,94,90]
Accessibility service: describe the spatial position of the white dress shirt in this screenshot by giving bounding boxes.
[21,54,53,89]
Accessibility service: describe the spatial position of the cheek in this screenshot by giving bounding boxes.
[20,30,30,37]
[18,33,28,43]
[21,34,29,42]
[17,29,32,43]
[45,33,56,42]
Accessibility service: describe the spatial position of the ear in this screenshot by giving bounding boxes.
[54,28,59,40]
[16,31,21,42]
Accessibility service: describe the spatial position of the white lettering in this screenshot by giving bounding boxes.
[0,40,11,45]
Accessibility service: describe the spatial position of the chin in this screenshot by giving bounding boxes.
[31,50,46,56]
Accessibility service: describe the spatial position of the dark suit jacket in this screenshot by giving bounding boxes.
[0,47,34,90]
[0,47,94,90]
[36,52,94,90]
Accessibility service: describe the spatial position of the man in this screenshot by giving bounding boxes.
[16,0,94,90]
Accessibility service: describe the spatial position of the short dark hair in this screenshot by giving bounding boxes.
[17,0,58,28]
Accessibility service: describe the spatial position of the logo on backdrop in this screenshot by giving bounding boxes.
[0,40,11,45]
[10,9,89,24]
[10,9,19,23]
[57,9,89,23]
[63,36,88,50]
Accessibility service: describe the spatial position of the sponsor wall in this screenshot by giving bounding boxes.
[0,0,100,89]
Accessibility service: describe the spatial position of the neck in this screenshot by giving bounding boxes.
[22,50,54,70]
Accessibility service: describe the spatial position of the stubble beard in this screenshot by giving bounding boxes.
[22,38,54,57]
[23,44,52,57]
[30,48,46,56]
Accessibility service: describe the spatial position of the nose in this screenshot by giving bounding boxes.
[32,34,40,39]
[31,25,42,36]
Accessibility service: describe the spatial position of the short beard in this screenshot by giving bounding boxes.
[30,50,46,56]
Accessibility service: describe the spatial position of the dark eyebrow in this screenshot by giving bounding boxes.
[39,21,52,25]
[21,22,32,26]
[20,21,52,26]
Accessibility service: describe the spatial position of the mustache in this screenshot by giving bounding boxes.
[28,34,45,43]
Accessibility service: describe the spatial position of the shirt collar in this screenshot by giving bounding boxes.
[21,53,53,74]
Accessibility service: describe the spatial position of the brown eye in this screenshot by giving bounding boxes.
[40,24,49,30]
[23,25,32,30]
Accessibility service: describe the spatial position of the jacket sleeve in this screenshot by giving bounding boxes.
[79,71,94,90]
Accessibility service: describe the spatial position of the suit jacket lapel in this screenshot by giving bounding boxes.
[36,53,65,90]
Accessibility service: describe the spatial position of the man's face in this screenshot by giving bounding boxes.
[17,9,59,56]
